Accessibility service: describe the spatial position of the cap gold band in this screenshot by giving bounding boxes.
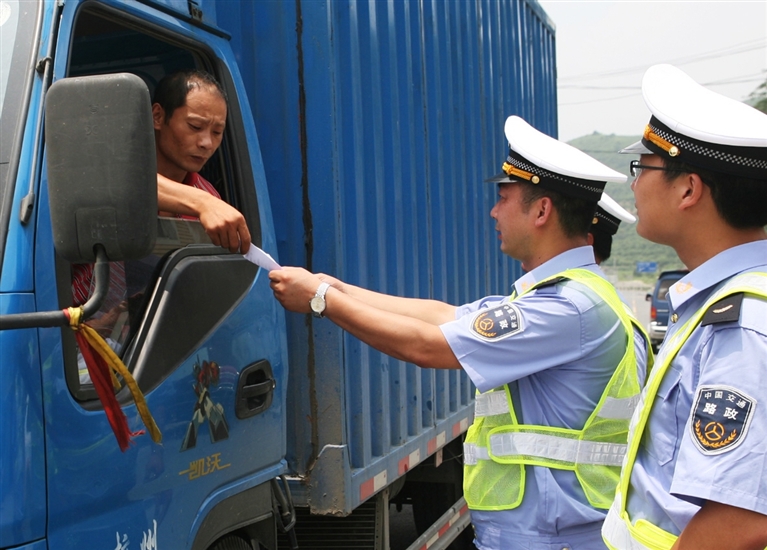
[502,162,540,184]
[644,125,680,157]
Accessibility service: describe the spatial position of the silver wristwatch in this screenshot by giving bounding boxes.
[310,282,331,318]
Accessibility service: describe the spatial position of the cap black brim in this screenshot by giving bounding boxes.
[484,172,523,184]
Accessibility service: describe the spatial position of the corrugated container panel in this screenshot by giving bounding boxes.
[217,0,556,514]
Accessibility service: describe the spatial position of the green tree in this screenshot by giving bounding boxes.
[747,78,767,114]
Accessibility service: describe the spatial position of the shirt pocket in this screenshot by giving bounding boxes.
[644,368,683,466]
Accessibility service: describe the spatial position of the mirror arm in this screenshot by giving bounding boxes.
[0,245,110,330]
[82,245,110,320]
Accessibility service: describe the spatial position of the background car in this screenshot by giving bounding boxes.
[646,269,689,352]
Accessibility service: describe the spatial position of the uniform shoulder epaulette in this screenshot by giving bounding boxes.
[701,292,744,326]
[533,276,567,292]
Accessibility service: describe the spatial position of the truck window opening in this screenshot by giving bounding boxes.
[62,6,239,399]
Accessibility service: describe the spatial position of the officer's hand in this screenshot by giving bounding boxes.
[317,273,344,292]
[269,267,322,313]
[198,194,252,254]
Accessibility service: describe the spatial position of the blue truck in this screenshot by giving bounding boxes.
[0,1,557,548]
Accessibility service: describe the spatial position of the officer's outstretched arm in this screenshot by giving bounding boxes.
[270,267,461,369]
[316,272,457,325]
[672,500,767,550]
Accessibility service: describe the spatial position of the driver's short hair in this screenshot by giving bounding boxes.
[153,69,227,122]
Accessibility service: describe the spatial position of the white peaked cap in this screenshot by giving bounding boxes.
[620,64,767,179]
[487,116,627,202]
[600,192,635,223]
[592,192,635,236]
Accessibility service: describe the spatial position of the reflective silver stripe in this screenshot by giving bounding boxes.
[724,272,767,293]
[463,443,489,465]
[599,395,640,420]
[602,500,652,550]
[474,391,509,417]
[489,432,627,466]
[472,394,638,441]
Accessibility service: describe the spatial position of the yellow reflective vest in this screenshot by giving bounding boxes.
[464,268,650,511]
[602,272,767,550]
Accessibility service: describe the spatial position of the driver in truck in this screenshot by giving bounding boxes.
[74,69,251,380]
[152,69,250,254]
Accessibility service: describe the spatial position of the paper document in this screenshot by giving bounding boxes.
[243,245,281,271]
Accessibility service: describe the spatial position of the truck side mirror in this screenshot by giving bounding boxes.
[45,73,157,263]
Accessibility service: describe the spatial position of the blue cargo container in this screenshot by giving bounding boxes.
[219,1,556,517]
[0,0,556,548]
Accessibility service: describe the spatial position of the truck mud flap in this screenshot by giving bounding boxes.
[405,497,471,550]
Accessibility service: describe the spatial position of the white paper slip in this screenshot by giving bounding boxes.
[243,245,281,271]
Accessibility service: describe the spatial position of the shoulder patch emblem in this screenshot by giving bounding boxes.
[470,303,523,341]
[690,385,755,455]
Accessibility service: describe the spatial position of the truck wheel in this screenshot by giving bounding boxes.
[208,535,253,550]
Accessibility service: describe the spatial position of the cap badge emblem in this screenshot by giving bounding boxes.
[644,125,682,158]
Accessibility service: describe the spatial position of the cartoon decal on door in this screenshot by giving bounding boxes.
[180,358,230,451]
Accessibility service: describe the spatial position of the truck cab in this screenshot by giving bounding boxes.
[1,1,286,548]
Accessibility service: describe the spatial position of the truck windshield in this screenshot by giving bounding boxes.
[0,0,40,232]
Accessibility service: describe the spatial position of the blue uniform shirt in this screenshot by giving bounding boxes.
[440,246,648,550]
[627,240,767,535]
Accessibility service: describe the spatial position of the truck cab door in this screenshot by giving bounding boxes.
[33,2,287,548]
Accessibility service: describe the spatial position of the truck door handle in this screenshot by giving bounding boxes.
[235,360,275,419]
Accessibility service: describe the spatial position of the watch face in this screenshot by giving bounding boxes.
[310,295,326,315]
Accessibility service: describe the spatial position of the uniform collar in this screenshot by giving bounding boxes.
[668,240,767,310]
[513,246,600,296]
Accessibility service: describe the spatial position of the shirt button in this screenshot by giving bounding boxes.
[671,313,678,323]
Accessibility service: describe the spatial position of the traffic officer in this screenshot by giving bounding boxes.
[601,64,767,550]
[270,115,649,549]
[589,193,636,264]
